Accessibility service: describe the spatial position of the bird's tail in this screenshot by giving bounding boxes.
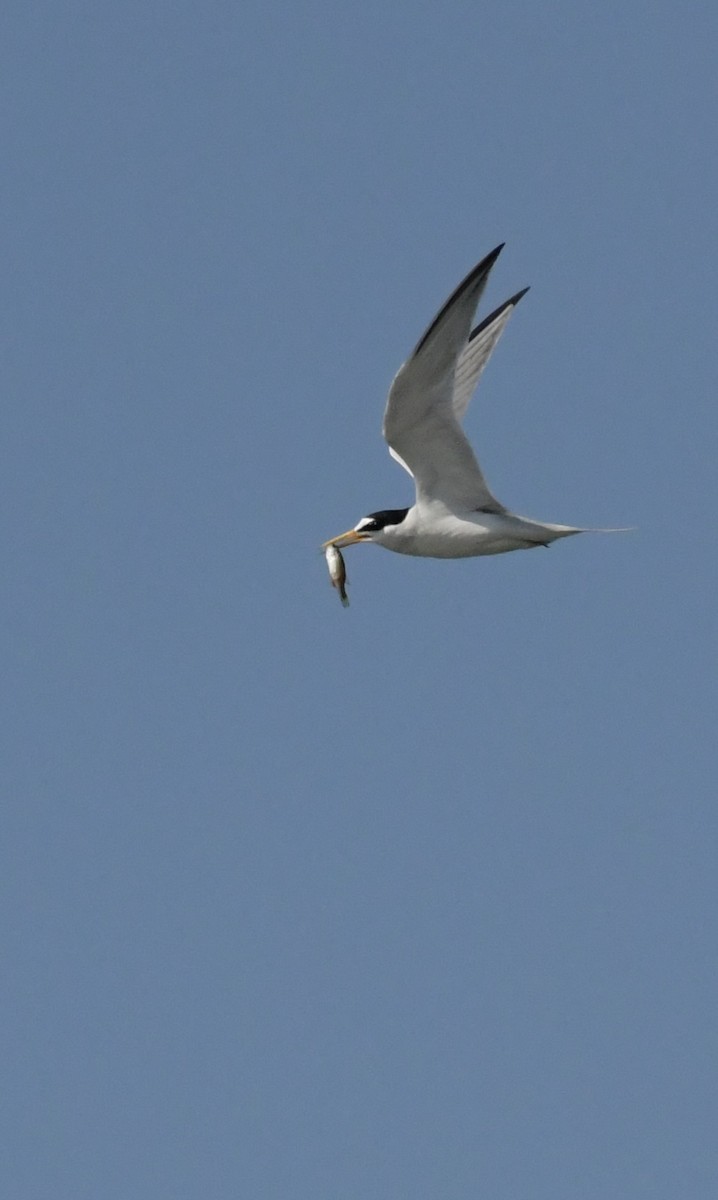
[538,523,635,544]
[544,523,636,535]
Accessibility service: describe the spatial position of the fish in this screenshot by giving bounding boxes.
[325,543,350,607]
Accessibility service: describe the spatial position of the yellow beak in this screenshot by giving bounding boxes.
[322,529,369,549]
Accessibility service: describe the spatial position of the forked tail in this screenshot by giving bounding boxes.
[581,526,636,534]
[540,523,635,544]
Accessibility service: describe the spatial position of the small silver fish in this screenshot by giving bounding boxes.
[325,543,349,607]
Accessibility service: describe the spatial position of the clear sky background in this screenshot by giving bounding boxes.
[3,3,717,1197]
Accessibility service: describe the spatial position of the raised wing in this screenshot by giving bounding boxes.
[383,246,513,511]
[452,288,529,423]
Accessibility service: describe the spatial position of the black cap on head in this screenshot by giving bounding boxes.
[356,508,409,533]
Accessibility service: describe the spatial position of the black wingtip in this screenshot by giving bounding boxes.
[412,244,506,357]
[477,243,505,274]
[467,285,530,344]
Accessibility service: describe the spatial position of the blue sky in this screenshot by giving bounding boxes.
[3,2,717,1197]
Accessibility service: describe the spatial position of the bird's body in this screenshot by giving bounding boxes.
[323,244,626,565]
[362,503,582,558]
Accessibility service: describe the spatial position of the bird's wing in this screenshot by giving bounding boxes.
[452,288,529,423]
[383,245,516,511]
[388,289,528,479]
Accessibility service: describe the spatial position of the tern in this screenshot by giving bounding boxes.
[324,244,627,560]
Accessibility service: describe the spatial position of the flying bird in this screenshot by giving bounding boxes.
[324,244,626,562]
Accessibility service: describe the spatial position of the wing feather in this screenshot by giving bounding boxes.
[452,288,529,423]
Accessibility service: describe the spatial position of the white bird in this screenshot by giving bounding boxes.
[324,244,627,560]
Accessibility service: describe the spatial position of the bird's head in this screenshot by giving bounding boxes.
[323,508,409,549]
